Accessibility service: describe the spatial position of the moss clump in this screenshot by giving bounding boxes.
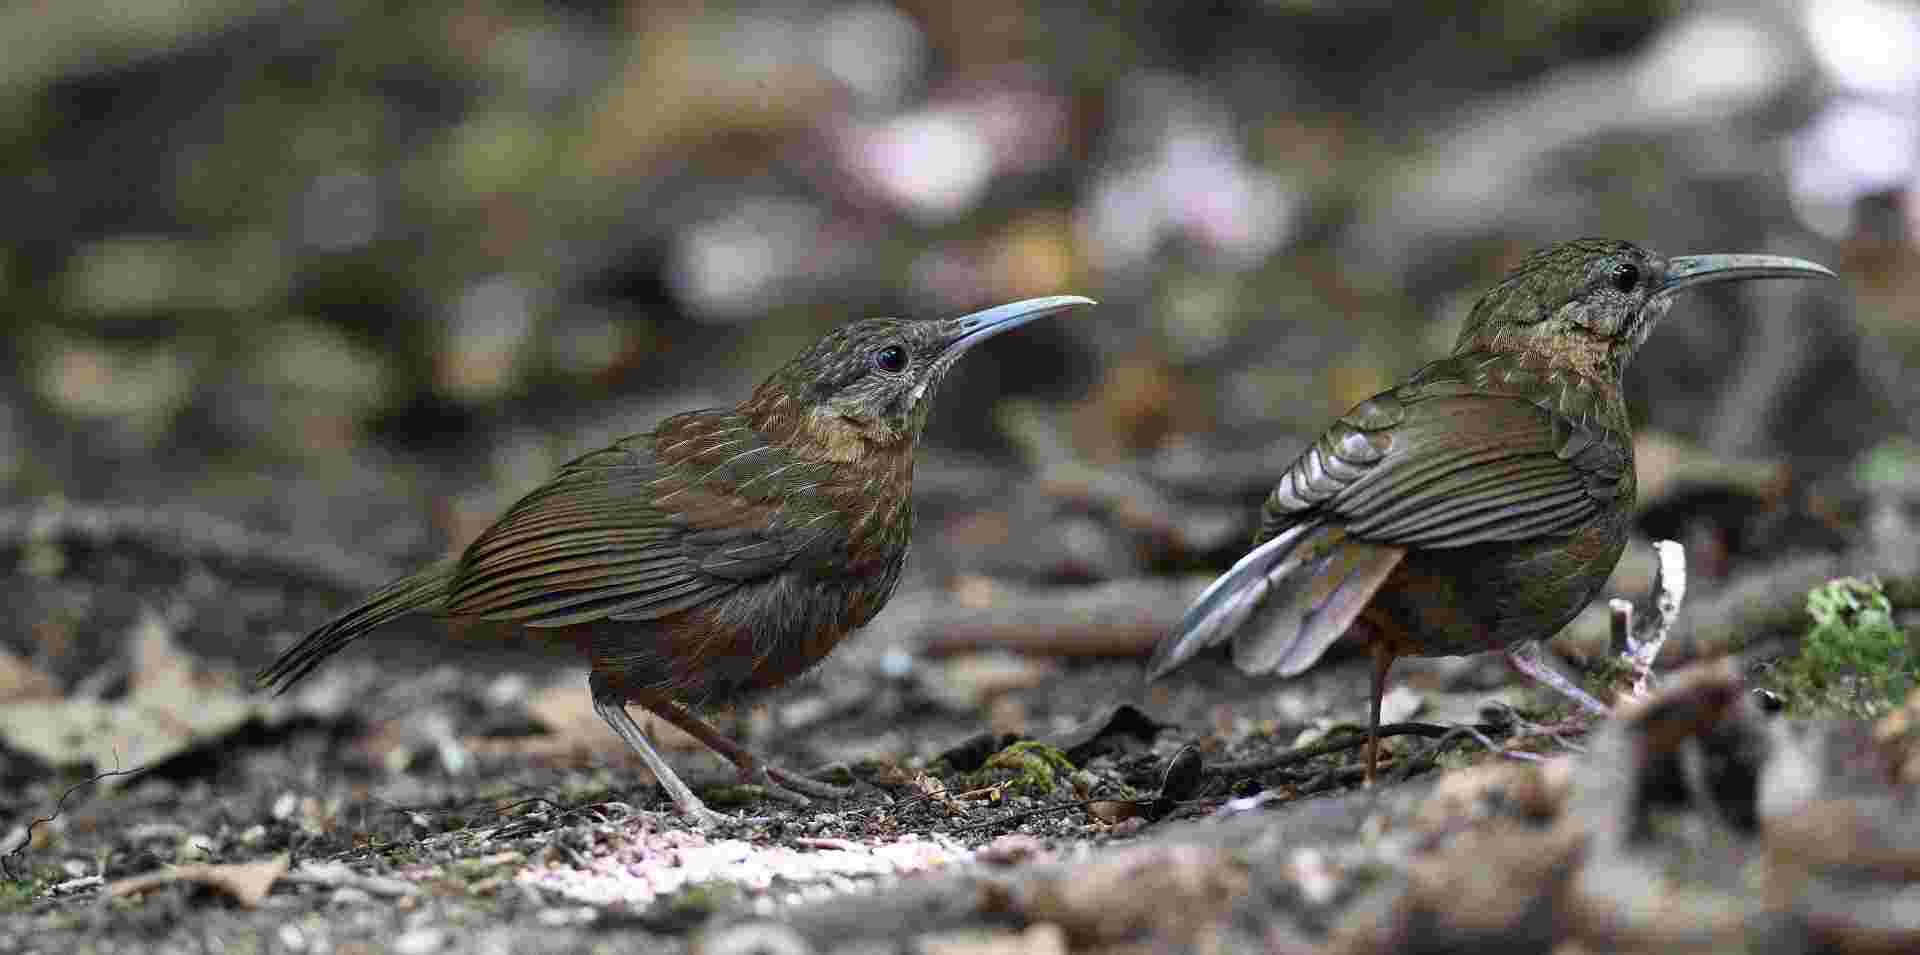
[0,877,46,912]
[1784,578,1916,718]
[974,741,1075,797]
[1583,652,1637,702]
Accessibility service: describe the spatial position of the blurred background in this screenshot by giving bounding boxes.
[1,0,1914,679]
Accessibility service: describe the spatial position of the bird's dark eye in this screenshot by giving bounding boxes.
[873,344,908,373]
[1610,262,1640,293]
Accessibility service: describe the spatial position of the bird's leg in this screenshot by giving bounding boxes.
[629,687,855,804]
[1505,640,1609,716]
[588,672,728,828]
[1366,642,1396,786]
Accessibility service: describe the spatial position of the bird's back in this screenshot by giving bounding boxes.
[442,409,914,704]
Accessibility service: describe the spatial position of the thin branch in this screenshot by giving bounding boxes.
[949,799,1117,836]
[1204,722,1504,779]
[2,761,149,880]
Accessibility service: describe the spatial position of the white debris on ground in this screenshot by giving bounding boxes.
[516,821,974,909]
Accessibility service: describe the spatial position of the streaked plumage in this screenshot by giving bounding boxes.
[1149,239,1835,782]
[262,296,1095,824]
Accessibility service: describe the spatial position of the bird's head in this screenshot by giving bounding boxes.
[748,295,1094,459]
[1453,238,1835,375]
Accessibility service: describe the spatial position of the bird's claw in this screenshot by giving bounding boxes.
[766,764,855,800]
[679,804,735,829]
[1506,642,1610,717]
[737,762,854,805]
[739,764,812,807]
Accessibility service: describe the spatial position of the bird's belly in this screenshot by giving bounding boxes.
[581,564,901,706]
[1363,520,1626,659]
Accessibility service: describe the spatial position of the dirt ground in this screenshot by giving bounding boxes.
[7,3,1920,952]
[5,492,1920,954]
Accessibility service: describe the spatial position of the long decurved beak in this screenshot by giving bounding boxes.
[940,295,1097,357]
[1658,254,1836,296]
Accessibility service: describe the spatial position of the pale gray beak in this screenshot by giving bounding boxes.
[1658,254,1837,296]
[940,295,1097,356]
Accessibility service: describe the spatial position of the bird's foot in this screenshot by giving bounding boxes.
[1506,642,1610,716]
[675,802,735,829]
[765,763,855,800]
[737,764,811,807]
[737,762,855,806]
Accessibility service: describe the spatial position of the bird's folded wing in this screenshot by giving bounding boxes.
[1185,367,1625,678]
[1260,383,1626,550]
[444,429,843,627]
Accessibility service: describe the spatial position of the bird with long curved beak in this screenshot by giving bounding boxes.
[262,295,1095,824]
[1148,239,1834,784]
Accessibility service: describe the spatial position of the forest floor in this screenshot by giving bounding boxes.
[3,492,1918,953]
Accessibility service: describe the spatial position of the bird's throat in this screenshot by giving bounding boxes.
[790,406,917,466]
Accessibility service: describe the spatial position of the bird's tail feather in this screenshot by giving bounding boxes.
[1148,524,1404,680]
[257,558,456,693]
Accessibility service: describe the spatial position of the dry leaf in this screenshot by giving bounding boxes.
[1084,800,1142,825]
[130,608,195,696]
[0,611,257,777]
[107,856,289,908]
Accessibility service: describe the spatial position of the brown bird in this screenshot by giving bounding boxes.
[261,295,1095,824]
[1147,239,1834,782]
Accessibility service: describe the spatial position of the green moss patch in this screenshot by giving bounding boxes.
[1781,578,1917,718]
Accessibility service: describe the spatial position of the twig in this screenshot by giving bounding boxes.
[1452,722,1508,755]
[1480,700,1588,755]
[2,762,149,880]
[481,797,626,840]
[841,790,938,820]
[1204,722,1503,779]
[1379,720,1537,787]
[950,798,1115,836]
